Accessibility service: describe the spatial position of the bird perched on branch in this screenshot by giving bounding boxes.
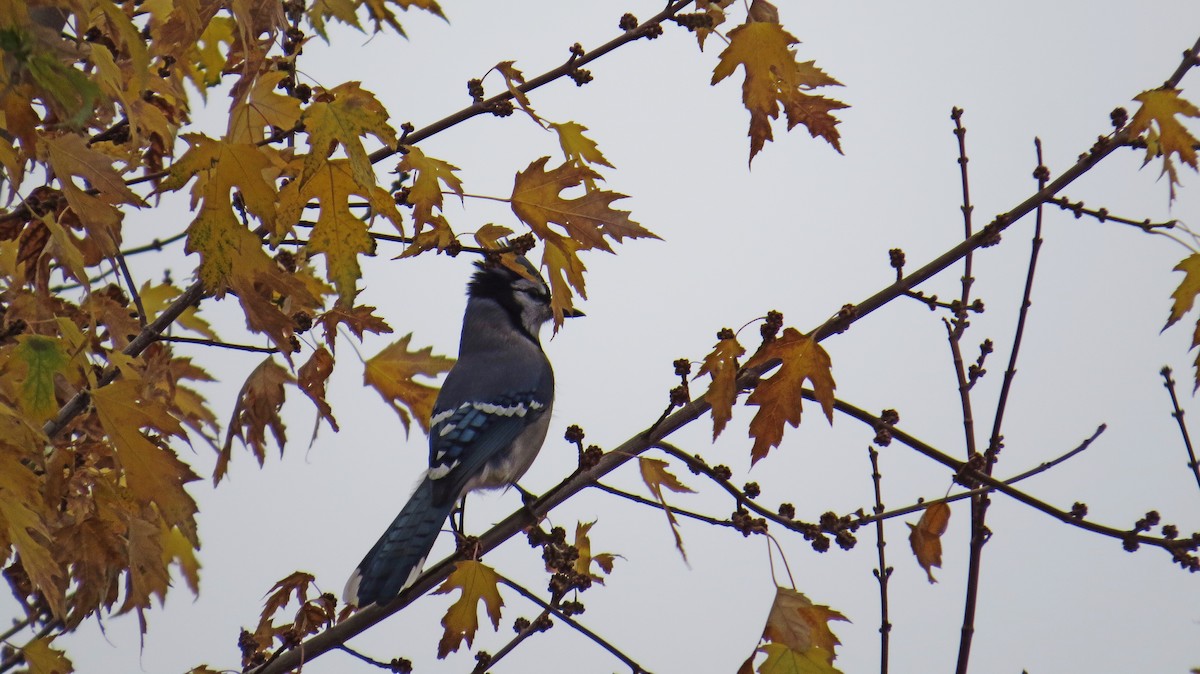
[345,257,581,606]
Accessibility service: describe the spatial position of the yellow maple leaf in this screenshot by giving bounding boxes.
[639,456,696,561]
[279,159,401,305]
[551,122,613,171]
[398,146,462,249]
[41,134,144,256]
[494,61,544,127]
[712,20,847,163]
[540,232,588,328]
[19,636,74,674]
[1128,88,1200,200]
[574,520,617,583]
[1166,253,1200,329]
[907,501,950,583]
[161,525,201,595]
[227,70,303,144]
[433,560,504,659]
[138,281,217,340]
[693,0,734,50]
[743,328,836,465]
[472,223,515,251]
[753,643,841,674]
[741,586,847,674]
[511,156,655,253]
[299,82,396,192]
[696,331,746,439]
[92,379,200,542]
[163,134,283,271]
[164,136,319,349]
[363,333,455,435]
[1163,254,1200,389]
[0,441,64,618]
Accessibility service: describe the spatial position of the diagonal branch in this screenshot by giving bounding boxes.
[41,281,206,440]
[495,574,650,674]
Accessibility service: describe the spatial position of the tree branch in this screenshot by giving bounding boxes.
[806,391,1195,559]
[41,281,207,439]
[365,1,697,166]
[1160,367,1200,493]
[867,445,891,674]
[495,574,650,674]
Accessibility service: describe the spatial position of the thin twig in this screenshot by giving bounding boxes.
[1049,195,1175,232]
[1160,367,1200,493]
[650,442,821,535]
[958,136,1050,674]
[0,617,34,646]
[593,482,732,528]
[0,620,59,674]
[476,607,552,673]
[853,424,1106,528]
[112,251,147,328]
[365,2,696,167]
[948,106,978,458]
[334,644,406,671]
[496,574,650,674]
[803,391,1193,557]
[867,446,891,674]
[156,335,279,354]
[989,139,1048,458]
[49,231,188,292]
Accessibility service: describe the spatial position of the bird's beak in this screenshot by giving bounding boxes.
[562,307,585,318]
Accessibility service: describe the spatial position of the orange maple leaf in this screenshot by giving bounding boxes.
[511,156,656,252]
[696,331,746,439]
[218,357,292,485]
[740,586,848,674]
[712,18,847,163]
[298,347,337,436]
[511,157,657,325]
[319,303,394,352]
[434,560,504,658]
[743,328,836,465]
[907,501,951,583]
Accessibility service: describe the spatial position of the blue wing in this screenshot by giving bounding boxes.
[427,391,548,505]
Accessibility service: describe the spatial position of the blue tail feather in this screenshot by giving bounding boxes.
[345,478,457,606]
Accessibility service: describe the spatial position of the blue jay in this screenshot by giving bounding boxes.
[344,257,579,607]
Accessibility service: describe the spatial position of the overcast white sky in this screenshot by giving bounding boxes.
[19,1,1200,672]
